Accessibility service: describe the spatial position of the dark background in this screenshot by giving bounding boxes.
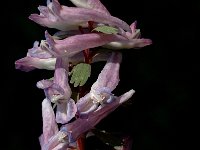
[2,0,197,149]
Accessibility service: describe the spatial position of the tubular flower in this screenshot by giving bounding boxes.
[37,57,77,124]
[45,31,151,58]
[62,90,135,142]
[104,21,152,49]
[40,98,77,150]
[29,0,131,32]
[15,39,112,72]
[76,52,124,118]
[69,0,111,15]
[45,31,126,57]
[15,56,55,72]
[39,98,59,150]
[15,40,55,72]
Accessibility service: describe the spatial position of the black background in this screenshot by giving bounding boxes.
[2,0,198,149]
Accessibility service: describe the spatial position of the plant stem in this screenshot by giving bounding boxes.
[77,134,85,150]
[76,21,95,150]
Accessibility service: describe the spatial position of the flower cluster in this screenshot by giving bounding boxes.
[15,0,151,149]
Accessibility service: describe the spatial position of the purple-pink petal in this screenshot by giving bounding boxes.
[91,52,122,92]
[76,93,92,114]
[53,57,71,99]
[15,40,55,72]
[76,52,122,117]
[70,0,110,15]
[66,99,77,122]
[45,83,65,102]
[29,0,131,32]
[15,51,111,72]
[56,99,77,124]
[37,79,53,89]
[15,56,56,72]
[64,90,135,141]
[104,38,152,50]
[52,143,69,150]
[27,41,53,59]
[45,31,123,57]
[53,29,89,39]
[41,98,58,145]
[38,57,71,103]
[130,21,137,33]
[42,129,69,150]
[92,90,135,120]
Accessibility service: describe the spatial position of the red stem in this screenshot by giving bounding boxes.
[76,21,95,150]
[77,135,85,150]
[79,24,93,64]
[84,50,90,64]
[88,21,94,32]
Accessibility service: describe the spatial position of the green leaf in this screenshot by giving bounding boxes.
[92,25,118,34]
[69,63,91,87]
[92,129,123,147]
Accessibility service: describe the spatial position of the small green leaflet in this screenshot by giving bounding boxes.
[69,63,91,87]
[92,25,118,34]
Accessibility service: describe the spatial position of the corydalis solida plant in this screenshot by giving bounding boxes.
[15,0,152,149]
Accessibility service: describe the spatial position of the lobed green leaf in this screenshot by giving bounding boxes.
[92,25,118,34]
[69,63,91,87]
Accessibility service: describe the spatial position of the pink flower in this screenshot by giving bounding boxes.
[69,0,111,15]
[104,21,152,49]
[37,57,77,124]
[39,98,59,150]
[45,31,151,58]
[63,90,135,142]
[45,31,124,57]
[15,40,55,72]
[29,0,131,32]
[76,52,132,118]
[15,40,112,71]
[40,98,76,150]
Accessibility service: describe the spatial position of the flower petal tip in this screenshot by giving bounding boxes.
[15,58,35,72]
[129,89,136,95]
[130,21,137,30]
[144,39,152,45]
[29,14,44,25]
[119,89,135,104]
[45,31,57,56]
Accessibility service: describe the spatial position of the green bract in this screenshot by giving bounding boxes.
[69,63,91,87]
[92,25,118,34]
